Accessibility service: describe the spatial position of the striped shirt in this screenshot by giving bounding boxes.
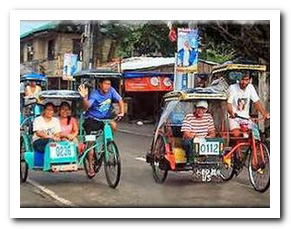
[181,113,215,138]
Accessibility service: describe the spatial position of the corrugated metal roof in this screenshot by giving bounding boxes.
[121,57,175,70]
[121,57,218,71]
[20,21,59,39]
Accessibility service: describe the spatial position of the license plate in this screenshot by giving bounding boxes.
[196,142,220,155]
[85,135,96,142]
[50,145,74,159]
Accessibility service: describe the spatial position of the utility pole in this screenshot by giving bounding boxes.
[82,21,94,70]
[82,21,100,70]
[188,20,198,89]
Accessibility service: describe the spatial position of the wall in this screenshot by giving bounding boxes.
[21,32,81,77]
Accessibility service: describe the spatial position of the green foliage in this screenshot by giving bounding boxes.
[97,21,269,64]
[102,22,176,58]
[200,41,236,64]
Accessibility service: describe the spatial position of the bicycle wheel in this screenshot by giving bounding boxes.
[20,138,28,183]
[151,135,168,184]
[220,152,235,181]
[248,142,270,192]
[83,149,103,179]
[104,141,121,188]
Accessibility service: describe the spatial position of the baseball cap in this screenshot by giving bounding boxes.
[196,100,208,109]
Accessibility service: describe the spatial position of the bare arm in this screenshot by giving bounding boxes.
[35,131,50,139]
[36,131,59,140]
[254,100,270,119]
[71,120,79,138]
[183,131,196,139]
[25,86,30,96]
[118,99,125,116]
[227,102,236,118]
[83,97,90,111]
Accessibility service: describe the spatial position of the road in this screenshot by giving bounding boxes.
[20,131,270,208]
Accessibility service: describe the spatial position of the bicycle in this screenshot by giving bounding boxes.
[221,115,270,192]
[79,118,121,188]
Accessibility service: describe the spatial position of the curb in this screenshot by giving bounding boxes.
[27,179,77,207]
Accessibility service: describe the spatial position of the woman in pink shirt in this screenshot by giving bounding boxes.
[59,102,78,142]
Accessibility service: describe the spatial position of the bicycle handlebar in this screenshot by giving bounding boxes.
[233,114,266,122]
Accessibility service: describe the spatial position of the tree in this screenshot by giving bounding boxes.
[199,21,270,64]
[116,22,176,58]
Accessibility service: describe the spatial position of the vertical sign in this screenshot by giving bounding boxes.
[63,53,78,80]
[174,28,199,91]
[177,28,199,68]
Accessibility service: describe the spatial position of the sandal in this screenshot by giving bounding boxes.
[88,169,95,178]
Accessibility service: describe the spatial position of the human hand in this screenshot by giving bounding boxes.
[67,134,75,141]
[53,136,60,141]
[78,84,88,98]
[263,112,270,119]
[230,112,237,119]
[184,132,195,139]
[116,113,124,121]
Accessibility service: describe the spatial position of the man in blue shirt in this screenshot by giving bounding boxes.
[78,78,124,177]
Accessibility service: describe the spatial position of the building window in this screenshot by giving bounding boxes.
[48,77,59,90]
[47,39,55,60]
[72,39,82,61]
[61,78,69,90]
[27,43,34,62]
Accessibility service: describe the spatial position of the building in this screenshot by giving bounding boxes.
[20,21,83,89]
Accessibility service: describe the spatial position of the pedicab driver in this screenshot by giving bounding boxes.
[181,100,216,164]
[227,72,270,137]
[78,78,124,177]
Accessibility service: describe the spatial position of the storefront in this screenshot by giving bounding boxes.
[123,71,174,123]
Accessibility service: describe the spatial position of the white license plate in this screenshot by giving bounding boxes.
[198,142,220,155]
[50,145,74,159]
[85,135,96,142]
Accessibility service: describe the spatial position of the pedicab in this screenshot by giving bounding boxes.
[146,78,232,183]
[146,77,270,192]
[20,88,121,188]
[20,73,47,126]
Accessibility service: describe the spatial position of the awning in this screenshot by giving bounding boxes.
[123,71,174,79]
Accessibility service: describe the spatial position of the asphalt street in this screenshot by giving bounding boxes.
[20,131,270,208]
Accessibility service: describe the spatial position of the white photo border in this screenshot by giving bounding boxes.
[11,9,280,218]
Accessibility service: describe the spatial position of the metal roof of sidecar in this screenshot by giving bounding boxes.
[163,88,228,101]
[38,90,82,100]
[20,73,47,82]
[73,69,122,79]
